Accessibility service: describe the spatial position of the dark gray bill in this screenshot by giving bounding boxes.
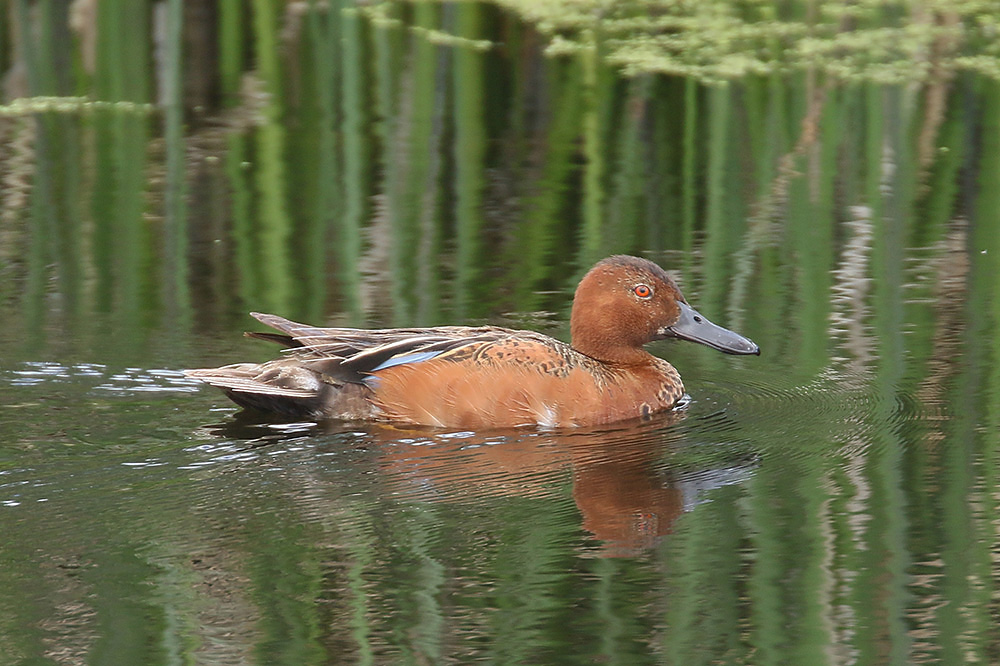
[658,302,760,355]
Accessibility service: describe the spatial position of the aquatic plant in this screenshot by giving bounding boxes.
[431,0,1000,83]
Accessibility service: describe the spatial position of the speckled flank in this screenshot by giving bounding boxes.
[366,336,686,428]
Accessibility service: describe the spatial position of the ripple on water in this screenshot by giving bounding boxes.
[2,361,202,393]
[3,355,944,567]
[686,364,945,466]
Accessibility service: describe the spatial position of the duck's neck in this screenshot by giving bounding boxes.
[570,316,654,366]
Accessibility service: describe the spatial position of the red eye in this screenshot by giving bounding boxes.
[633,284,652,299]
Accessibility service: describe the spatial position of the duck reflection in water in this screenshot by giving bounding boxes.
[371,413,753,556]
[210,410,754,557]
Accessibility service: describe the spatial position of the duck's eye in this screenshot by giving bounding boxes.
[633,284,653,299]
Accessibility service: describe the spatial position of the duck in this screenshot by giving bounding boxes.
[185,255,759,428]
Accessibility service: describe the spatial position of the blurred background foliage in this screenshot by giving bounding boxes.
[2,2,1000,662]
[2,0,999,352]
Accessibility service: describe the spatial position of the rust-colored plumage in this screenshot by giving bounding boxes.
[186,255,759,428]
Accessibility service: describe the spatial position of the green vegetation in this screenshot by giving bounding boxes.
[2,2,1000,664]
[490,0,1000,83]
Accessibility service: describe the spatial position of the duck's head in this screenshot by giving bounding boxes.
[570,255,760,364]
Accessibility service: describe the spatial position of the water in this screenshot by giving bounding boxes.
[3,2,1000,664]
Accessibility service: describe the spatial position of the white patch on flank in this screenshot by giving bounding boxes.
[535,403,558,428]
[422,410,445,428]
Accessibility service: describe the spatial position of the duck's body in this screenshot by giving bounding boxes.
[187,256,759,428]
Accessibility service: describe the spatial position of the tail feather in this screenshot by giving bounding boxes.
[245,331,300,347]
[184,368,317,397]
[184,362,375,420]
[221,389,327,418]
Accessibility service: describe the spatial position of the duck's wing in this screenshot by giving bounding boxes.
[187,313,579,423]
[194,313,517,386]
[185,314,518,418]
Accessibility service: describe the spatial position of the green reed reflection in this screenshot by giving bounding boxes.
[579,34,606,267]
[220,0,245,100]
[663,487,744,664]
[251,0,293,315]
[92,0,153,346]
[250,519,326,665]
[163,0,190,329]
[452,3,488,319]
[297,1,338,322]
[338,2,366,322]
[5,1,1000,664]
[505,57,583,310]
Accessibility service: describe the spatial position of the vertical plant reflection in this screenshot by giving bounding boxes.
[251,0,292,314]
[338,1,367,323]
[5,2,1000,663]
[163,0,191,331]
[452,3,487,319]
[92,0,152,355]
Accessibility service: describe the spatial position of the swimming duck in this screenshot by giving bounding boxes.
[186,255,759,428]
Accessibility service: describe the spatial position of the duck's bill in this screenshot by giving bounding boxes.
[658,302,760,355]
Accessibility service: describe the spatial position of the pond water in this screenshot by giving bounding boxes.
[2,2,1000,664]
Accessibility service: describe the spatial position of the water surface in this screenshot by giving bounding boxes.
[2,2,1000,663]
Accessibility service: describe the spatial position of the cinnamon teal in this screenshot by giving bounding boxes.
[186,255,759,428]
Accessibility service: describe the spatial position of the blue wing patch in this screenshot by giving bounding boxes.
[363,350,445,388]
[370,350,445,373]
